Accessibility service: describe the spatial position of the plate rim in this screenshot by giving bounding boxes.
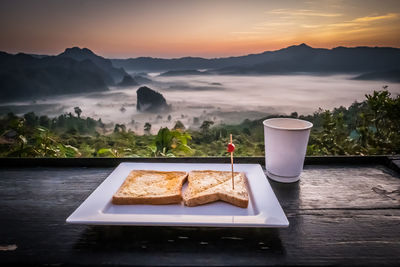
[66,162,289,228]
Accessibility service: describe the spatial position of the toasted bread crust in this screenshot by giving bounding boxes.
[112,170,188,205]
[183,191,220,207]
[183,171,249,208]
[218,191,249,208]
[112,194,183,205]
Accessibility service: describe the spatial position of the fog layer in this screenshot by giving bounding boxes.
[1,74,399,134]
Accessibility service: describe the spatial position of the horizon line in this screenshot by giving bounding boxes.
[2,43,400,60]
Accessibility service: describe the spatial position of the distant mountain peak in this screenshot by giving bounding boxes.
[286,43,312,50]
[137,86,169,113]
[299,43,311,47]
[62,46,95,56]
[117,74,138,87]
[58,46,128,84]
[259,43,313,55]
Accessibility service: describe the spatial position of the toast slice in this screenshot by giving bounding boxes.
[112,170,188,205]
[183,170,249,208]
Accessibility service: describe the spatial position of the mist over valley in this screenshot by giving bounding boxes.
[1,44,399,134]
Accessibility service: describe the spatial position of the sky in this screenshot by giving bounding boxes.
[0,0,400,58]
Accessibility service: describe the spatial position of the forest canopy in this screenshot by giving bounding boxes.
[0,89,399,158]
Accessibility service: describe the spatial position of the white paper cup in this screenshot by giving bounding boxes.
[263,118,313,183]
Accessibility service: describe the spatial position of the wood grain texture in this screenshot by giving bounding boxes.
[0,164,399,266]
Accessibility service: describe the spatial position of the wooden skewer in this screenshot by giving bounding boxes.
[230,134,234,190]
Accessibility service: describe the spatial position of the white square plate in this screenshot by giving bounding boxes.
[66,163,289,227]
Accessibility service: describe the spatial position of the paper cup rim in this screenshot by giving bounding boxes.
[263,118,313,131]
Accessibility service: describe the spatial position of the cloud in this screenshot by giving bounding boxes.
[301,24,321,29]
[255,21,296,27]
[328,22,356,28]
[352,13,398,23]
[268,9,342,17]
[231,31,261,35]
[230,9,400,46]
[328,13,399,28]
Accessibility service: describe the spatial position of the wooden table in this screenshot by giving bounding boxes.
[1,157,399,266]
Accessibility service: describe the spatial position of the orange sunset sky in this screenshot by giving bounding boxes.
[1,0,400,58]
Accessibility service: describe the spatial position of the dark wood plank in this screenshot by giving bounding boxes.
[0,165,399,266]
[271,165,400,211]
[390,158,400,173]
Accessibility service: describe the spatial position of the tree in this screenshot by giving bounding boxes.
[173,120,185,131]
[98,118,106,134]
[150,127,192,157]
[307,110,354,155]
[358,89,400,154]
[200,120,214,132]
[24,112,38,127]
[114,124,126,133]
[39,115,50,129]
[144,122,152,134]
[74,107,82,118]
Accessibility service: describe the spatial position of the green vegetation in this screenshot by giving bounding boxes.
[149,127,192,157]
[0,89,399,158]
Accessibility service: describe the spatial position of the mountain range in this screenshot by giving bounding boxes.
[111,43,400,75]
[0,51,110,102]
[59,47,127,84]
[0,47,138,103]
[1,44,399,103]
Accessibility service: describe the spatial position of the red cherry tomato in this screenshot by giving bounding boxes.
[227,143,235,153]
